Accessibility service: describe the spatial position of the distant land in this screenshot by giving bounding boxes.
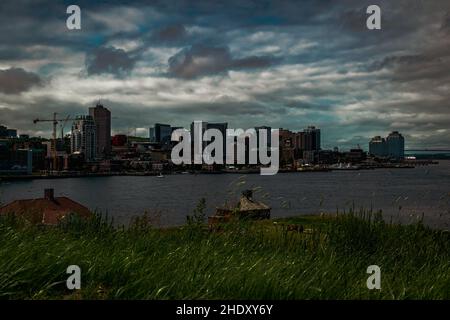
[405,150,450,160]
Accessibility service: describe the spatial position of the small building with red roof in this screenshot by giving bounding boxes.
[0,189,92,225]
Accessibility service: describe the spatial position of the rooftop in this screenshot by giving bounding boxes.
[0,189,91,225]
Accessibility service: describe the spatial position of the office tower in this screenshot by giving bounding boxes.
[153,123,172,144]
[89,103,111,158]
[71,115,97,162]
[386,131,405,159]
[303,126,321,151]
[294,131,304,159]
[369,132,405,160]
[369,136,387,157]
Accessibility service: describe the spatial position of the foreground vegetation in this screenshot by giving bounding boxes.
[0,209,449,299]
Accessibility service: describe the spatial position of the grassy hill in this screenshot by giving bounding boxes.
[0,210,449,299]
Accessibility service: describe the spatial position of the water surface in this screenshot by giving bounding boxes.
[1,161,449,228]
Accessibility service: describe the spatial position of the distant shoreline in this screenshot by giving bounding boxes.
[0,163,431,181]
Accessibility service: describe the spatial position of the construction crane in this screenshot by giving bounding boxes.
[33,112,77,171]
[60,115,71,140]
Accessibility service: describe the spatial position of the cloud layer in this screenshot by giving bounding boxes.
[0,0,449,149]
[86,46,136,76]
[0,68,42,94]
[168,45,275,78]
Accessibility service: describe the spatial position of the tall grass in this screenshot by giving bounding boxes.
[0,209,449,299]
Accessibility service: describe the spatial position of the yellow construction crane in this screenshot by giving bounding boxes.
[33,112,77,171]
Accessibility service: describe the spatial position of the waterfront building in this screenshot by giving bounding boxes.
[317,149,337,164]
[89,103,111,158]
[369,136,387,158]
[278,129,295,165]
[369,131,404,160]
[344,148,366,163]
[71,115,97,162]
[293,131,305,159]
[303,126,321,151]
[386,131,405,160]
[149,123,172,145]
[302,150,317,164]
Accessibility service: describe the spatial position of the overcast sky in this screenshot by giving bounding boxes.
[0,0,449,150]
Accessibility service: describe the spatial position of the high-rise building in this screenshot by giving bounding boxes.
[279,129,295,165]
[89,103,111,158]
[369,131,405,160]
[303,126,321,151]
[71,115,97,162]
[149,123,172,145]
[293,131,304,159]
[386,131,405,160]
[369,136,387,157]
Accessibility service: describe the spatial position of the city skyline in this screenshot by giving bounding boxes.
[1,1,450,150]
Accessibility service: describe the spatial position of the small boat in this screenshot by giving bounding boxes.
[157,172,164,178]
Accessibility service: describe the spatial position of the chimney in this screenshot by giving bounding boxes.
[44,188,54,201]
[242,189,253,200]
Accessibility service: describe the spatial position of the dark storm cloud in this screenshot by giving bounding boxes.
[369,55,426,70]
[367,41,450,84]
[86,47,136,76]
[0,68,42,94]
[152,24,187,43]
[168,100,269,117]
[168,45,276,78]
[1,0,450,149]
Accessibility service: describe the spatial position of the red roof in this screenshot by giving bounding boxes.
[0,196,92,225]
